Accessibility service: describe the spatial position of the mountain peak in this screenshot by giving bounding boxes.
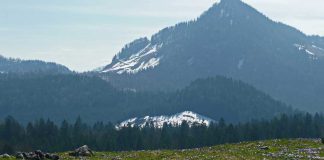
[220,0,242,4]
[200,0,253,20]
[198,0,272,28]
[210,0,244,9]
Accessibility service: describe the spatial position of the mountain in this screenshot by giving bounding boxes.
[0,55,71,74]
[0,75,293,123]
[99,0,324,112]
[116,111,216,129]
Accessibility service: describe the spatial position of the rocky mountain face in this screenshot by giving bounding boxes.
[99,0,324,112]
[0,55,71,74]
[116,111,216,129]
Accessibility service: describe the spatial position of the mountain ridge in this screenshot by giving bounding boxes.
[0,55,71,74]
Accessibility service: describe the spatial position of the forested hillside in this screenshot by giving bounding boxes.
[0,55,71,74]
[0,74,293,123]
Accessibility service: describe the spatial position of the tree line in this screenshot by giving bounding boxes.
[0,112,323,154]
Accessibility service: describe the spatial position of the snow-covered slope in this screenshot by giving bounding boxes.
[116,111,216,129]
[102,42,163,74]
[294,44,324,59]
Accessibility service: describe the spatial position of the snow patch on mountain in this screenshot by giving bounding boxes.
[230,19,234,26]
[92,66,105,72]
[116,111,216,129]
[294,44,324,59]
[220,9,225,17]
[102,43,163,74]
[312,45,324,51]
[305,50,315,56]
[237,59,244,70]
[294,44,305,51]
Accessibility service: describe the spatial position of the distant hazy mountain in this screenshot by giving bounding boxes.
[116,111,216,129]
[99,0,324,112]
[0,75,292,123]
[0,55,71,74]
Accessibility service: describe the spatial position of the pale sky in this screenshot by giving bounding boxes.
[0,0,324,71]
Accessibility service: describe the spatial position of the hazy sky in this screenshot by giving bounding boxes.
[1,0,324,71]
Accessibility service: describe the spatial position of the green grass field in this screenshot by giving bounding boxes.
[3,139,324,160]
